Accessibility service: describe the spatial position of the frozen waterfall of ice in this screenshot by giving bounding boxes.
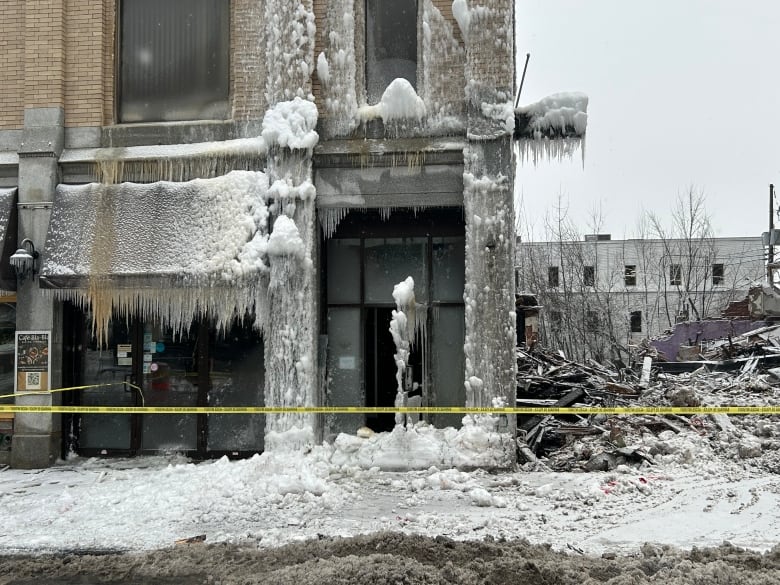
[389,277,417,427]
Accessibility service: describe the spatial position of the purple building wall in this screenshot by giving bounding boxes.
[650,320,767,362]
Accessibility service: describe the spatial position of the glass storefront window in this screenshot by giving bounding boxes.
[364,237,428,303]
[140,323,198,452]
[208,322,265,452]
[432,237,465,302]
[327,238,361,304]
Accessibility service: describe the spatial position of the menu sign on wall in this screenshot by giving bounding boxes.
[15,331,50,392]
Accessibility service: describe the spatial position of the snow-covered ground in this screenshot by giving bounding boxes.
[1,422,778,556]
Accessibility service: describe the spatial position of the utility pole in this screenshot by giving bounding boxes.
[770,183,776,283]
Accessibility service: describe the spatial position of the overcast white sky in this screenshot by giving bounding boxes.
[514,0,780,239]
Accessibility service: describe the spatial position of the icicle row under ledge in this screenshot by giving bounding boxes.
[43,277,269,346]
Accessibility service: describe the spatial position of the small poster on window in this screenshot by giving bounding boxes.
[15,331,50,392]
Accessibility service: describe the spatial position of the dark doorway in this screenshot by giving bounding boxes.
[363,307,423,432]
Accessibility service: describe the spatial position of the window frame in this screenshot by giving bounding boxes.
[548,266,560,288]
[669,264,682,286]
[629,310,642,333]
[712,263,725,286]
[586,310,600,332]
[583,265,595,287]
[364,0,419,104]
[116,0,231,124]
[624,265,637,287]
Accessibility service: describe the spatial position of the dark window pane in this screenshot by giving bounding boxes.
[548,266,559,288]
[630,310,642,333]
[366,0,417,102]
[670,264,682,286]
[586,310,599,331]
[120,0,230,122]
[624,265,636,287]
[712,263,724,285]
[583,265,595,287]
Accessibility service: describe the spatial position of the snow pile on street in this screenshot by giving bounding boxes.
[3,434,778,556]
[261,97,319,150]
[329,417,515,471]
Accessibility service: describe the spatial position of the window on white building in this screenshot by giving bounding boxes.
[624,265,636,287]
[366,0,418,103]
[119,0,230,123]
[712,263,724,286]
[630,310,642,333]
[586,310,600,332]
[548,266,559,288]
[670,264,682,286]
[583,265,595,287]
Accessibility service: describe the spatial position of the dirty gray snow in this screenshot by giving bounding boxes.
[1,534,779,584]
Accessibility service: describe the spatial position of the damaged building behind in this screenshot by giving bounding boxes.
[0,0,585,468]
[515,234,766,362]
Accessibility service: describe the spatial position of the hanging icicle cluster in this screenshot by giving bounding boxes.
[41,171,272,345]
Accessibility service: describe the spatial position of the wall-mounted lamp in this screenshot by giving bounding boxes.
[10,238,39,282]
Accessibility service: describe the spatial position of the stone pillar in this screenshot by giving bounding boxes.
[12,109,65,468]
[462,0,517,434]
[11,0,67,468]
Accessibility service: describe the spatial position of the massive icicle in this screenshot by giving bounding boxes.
[59,138,268,185]
[389,277,416,427]
[460,0,516,440]
[263,1,316,104]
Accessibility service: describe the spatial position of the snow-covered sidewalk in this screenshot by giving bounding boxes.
[1,440,778,555]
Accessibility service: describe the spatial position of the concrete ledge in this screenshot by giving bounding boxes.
[102,120,240,147]
[65,127,102,149]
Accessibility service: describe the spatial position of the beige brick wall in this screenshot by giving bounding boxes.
[102,0,115,125]
[431,0,463,44]
[231,0,267,121]
[0,0,25,129]
[24,0,66,109]
[65,0,106,127]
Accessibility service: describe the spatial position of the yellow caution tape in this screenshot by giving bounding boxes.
[0,405,779,415]
[0,382,145,405]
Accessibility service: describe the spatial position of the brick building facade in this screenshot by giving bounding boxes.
[0,0,523,467]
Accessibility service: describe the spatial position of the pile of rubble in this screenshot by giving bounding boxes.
[515,343,780,474]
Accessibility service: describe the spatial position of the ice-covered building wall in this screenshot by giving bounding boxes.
[317,0,359,138]
[421,0,467,133]
[461,0,517,416]
[262,0,320,450]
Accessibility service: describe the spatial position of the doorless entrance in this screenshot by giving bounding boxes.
[62,305,265,458]
[324,209,466,435]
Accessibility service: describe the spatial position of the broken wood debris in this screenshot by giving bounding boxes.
[515,341,780,472]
